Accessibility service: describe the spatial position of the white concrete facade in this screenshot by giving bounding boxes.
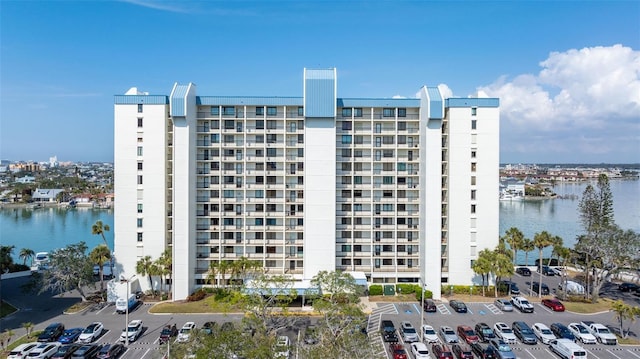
[113,69,500,300]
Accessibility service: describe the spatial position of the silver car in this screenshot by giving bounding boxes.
[494,299,513,312]
[439,325,459,344]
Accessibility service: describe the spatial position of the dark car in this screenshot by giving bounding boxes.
[470,342,498,359]
[381,320,398,342]
[452,343,474,359]
[432,343,454,359]
[512,321,538,345]
[59,328,84,344]
[618,282,640,292]
[538,265,556,276]
[201,322,217,335]
[39,323,65,342]
[497,281,520,295]
[51,344,81,359]
[531,281,550,295]
[423,299,437,312]
[516,267,531,276]
[159,324,178,344]
[96,343,125,359]
[475,323,496,342]
[71,344,101,358]
[550,323,575,341]
[449,300,468,313]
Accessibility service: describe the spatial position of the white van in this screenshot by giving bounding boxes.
[549,338,587,359]
[116,294,138,314]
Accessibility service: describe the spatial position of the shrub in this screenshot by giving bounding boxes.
[368,284,383,296]
[396,284,420,294]
[415,289,433,301]
[186,289,207,302]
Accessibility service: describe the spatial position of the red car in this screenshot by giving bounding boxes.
[389,343,408,359]
[457,325,480,344]
[542,298,565,312]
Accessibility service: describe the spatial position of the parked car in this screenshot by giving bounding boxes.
[70,344,101,359]
[400,321,419,343]
[532,323,556,344]
[51,343,81,359]
[410,342,430,359]
[493,322,517,344]
[510,296,534,313]
[470,342,498,359]
[494,299,513,312]
[423,299,437,312]
[7,342,39,359]
[567,322,597,344]
[159,324,178,344]
[177,322,196,343]
[488,339,516,359]
[96,343,125,359]
[274,336,290,359]
[78,322,104,343]
[58,328,83,344]
[439,326,459,344]
[542,298,565,311]
[549,339,588,359]
[531,281,550,295]
[381,320,398,342]
[389,343,408,359]
[27,343,61,359]
[456,325,479,344]
[475,323,496,342]
[451,343,474,359]
[38,323,65,342]
[582,321,617,345]
[538,265,556,276]
[497,281,520,295]
[512,321,537,345]
[431,343,454,359]
[550,323,576,341]
[618,282,640,292]
[421,324,439,344]
[449,300,468,313]
[119,319,143,343]
[515,267,531,276]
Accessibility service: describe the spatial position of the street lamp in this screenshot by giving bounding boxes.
[419,278,426,342]
[120,274,136,347]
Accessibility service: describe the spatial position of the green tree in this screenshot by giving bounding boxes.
[533,231,554,298]
[18,248,35,266]
[22,322,34,338]
[489,247,514,298]
[472,249,493,296]
[91,220,113,282]
[503,227,524,265]
[547,235,563,265]
[0,245,15,274]
[241,274,298,336]
[611,300,640,338]
[89,244,111,294]
[39,242,95,301]
[156,249,172,298]
[136,256,155,295]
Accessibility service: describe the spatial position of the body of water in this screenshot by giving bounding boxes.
[1,180,637,266]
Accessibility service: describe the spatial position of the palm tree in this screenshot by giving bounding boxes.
[91,220,112,282]
[89,245,111,294]
[492,251,515,298]
[548,235,564,265]
[0,245,15,275]
[472,249,493,296]
[136,256,155,296]
[533,231,554,298]
[22,322,34,338]
[18,248,35,266]
[155,249,172,298]
[503,227,524,266]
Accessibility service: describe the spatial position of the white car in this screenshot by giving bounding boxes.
[25,343,60,358]
[584,322,617,345]
[120,319,143,343]
[78,322,104,343]
[410,342,430,358]
[568,323,597,344]
[421,325,439,344]
[274,335,290,358]
[400,321,419,343]
[439,325,459,344]
[494,299,514,312]
[177,321,196,343]
[493,322,517,344]
[7,342,39,359]
[532,323,556,344]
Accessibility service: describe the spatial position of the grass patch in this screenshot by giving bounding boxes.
[563,297,614,313]
[150,294,243,314]
[618,336,640,345]
[0,300,18,317]
[64,301,93,314]
[368,294,418,302]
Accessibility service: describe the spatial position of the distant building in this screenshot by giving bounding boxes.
[15,176,36,184]
[114,68,500,301]
[32,188,64,203]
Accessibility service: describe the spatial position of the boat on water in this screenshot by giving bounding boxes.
[500,192,524,201]
[31,251,50,270]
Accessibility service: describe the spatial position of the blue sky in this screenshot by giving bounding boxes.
[1,1,638,164]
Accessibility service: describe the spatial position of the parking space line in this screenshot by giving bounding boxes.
[537,303,554,313]
[484,303,502,315]
[586,348,602,359]
[522,348,538,358]
[466,307,473,314]
[412,303,421,315]
[627,350,640,359]
[437,303,451,315]
[605,349,624,359]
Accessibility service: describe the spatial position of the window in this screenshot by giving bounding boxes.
[267,107,277,116]
[341,149,351,158]
[137,233,143,242]
[298,106,304,116]
[211,134,220,143]
[341,135,352,144]
[471,176,476,185]
[224,120,235,129]
[342,121,352,130]
[354,204,362,211]
[298,134,304,143]
[471,119,477,130]
[341,258,351,266]
[255,190,264,198]
[137,162,143,170]
[137,203,143,213]
[397,162,406,171]
[137,136,143,143]
[383,163,394,171]
[375,123,382,133]
[383,176,394,184]
[297,148,304,157]
[471,204,476,214]
[383,259,392,265]
[211,107,219,116]
[255,120,264,130]
[137,118,143,127]
[137,218,143,228]
[223,106,235,116]
[383,108,394,117]
[471,163,477,172]
[398,108,407,117]
[255,218,264,226]
[137,146,143,156]
[471,107,477,116]
[471,190,476,200]
[342,108,352,117]
[341,245,351,252]
[137,104,143,113]
[267,120,277,130]
[354,135,363,144]
[354,108,363,117]
[256,107,264,116]
[266,148,277,157]
[397,121,406,130]
[137,175,143,185]
[354,176,362,184]
[266,134,277,143]
[471,150,476,158]
[375,150,381,161]
[375,137,381,147]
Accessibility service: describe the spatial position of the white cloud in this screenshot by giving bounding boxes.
[479,45,640,162]
[437,84,453,99]
[120,0,191,13]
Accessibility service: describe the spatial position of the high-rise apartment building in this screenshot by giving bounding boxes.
[114,68,499,301]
